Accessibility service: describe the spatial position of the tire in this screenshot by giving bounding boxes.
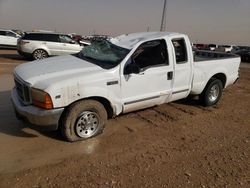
[199,78,223,107]
[14,109,23,120]
[60,100,107,142]
[32,49,48,60]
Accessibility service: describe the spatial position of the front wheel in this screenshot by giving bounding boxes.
[199,78,223,106]
[60,100,107,142]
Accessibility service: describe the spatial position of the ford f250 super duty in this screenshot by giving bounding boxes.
[11,32,240,141]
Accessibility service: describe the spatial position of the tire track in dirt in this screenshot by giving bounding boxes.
[168,103,197,115]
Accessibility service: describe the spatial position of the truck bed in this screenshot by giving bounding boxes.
[191,50,240,95]
[194,50,238,62]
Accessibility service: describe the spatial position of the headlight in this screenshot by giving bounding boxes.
[31,88,53,109]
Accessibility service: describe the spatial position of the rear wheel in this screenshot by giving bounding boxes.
[199,78,223,106]
[32,49,48,60]
[60,100,107,142]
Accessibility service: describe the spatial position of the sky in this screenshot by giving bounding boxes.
[0,0,249,45]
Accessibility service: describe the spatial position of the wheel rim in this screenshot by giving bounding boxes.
[208,85,219,102]
[34,50,47,59]
[75,111,100,138]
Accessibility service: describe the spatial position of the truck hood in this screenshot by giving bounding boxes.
[14,55,103,87]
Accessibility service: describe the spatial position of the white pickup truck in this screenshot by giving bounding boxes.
[12,32,240,142]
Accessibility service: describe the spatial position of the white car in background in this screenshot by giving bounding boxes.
[216,45,234,53]
[0,29,21,48]
[17,32,86,60]
[208,44,218,51]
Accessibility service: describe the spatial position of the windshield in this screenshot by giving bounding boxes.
[79,39,130,69]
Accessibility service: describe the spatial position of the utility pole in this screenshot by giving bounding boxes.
[160,0,167,31]
[147,26,150,32]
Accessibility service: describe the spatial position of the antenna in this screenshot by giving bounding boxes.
[160,0,167,31]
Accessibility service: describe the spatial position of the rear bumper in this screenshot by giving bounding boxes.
[17,49,32,58]
[11,88,64,130]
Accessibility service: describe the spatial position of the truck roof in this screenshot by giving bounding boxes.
[111,32,181,49]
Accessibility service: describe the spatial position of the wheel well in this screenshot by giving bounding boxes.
[32,48,49,55]
[64,97,114,119]
[211,73,226,88]
[58,97,114,130]
[87,97,114,118]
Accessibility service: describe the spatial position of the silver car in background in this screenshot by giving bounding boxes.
[17,32,87,60]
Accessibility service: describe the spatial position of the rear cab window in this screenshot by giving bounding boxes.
[172,38,188,64]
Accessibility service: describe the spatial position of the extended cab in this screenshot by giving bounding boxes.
[11,32,240,141]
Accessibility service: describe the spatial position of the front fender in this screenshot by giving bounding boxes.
[48,85,123,116]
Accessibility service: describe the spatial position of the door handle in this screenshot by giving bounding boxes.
[167,71,173,80]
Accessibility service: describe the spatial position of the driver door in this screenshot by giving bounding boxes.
[121,39,173,113]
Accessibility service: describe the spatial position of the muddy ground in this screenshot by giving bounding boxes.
[0,50,249,187]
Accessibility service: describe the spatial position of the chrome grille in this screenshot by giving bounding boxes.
[14,75,31,104]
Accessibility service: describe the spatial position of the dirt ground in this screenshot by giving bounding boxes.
[0,50,249,188]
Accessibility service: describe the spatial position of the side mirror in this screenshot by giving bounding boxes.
[70,40,76,44]
[124,63,140,75]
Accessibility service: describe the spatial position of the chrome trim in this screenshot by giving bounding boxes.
[124,95,160,105]
[14,73,32,105]
[172,89,189,94]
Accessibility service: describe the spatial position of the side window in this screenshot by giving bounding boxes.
[22,34,44,41]
[59,35,74,43]
[0,31,6,36]
[172,38,188,64]
[6,31,16,37]
[43,34,59,42]
[132,39,169,70]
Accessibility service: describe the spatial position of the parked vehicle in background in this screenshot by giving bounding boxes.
[78,40,91,47]
[0,29,21,48]
[11,29,24,36]
[216,45,234,53]
[82,34,110,41]
[69,33,83,43]
[194,43,209,50]
[208,44,217,51]
[17,32,84,60]
[231,46,250,54]
[11,32,240,141]
[234,50,250,62]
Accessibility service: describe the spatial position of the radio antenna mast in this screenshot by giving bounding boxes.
[160,0,167,31]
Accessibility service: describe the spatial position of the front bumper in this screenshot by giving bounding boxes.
[11,88,64,130]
